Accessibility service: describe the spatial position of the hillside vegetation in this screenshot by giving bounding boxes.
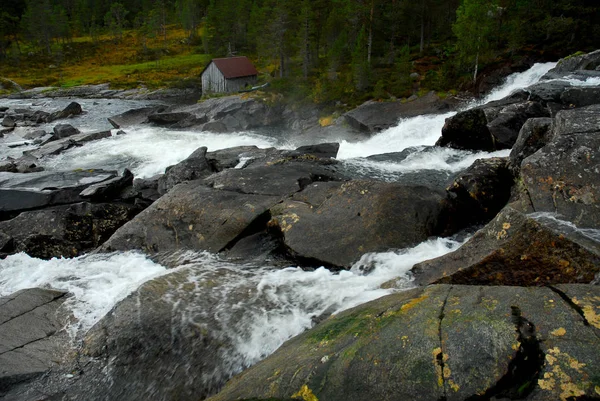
[1,0,599,107]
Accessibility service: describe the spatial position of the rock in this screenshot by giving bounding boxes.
[446,157,513,228]
[437,101,548,151]
[209,284,600,401]
[101,180,280,254]
[544,49,600,76]
[2,116,16,128]
[201,121,228,132]
[80,169,134,200]
[157,146,213,195]
[0,170,117,219]
[411,206,600,286]
[287,142,340,159]
[116,129,127,135]
[147,112,197,127]
[24,130,111,160]
[46,101,83,122]
[133,175,162,202]
[344,92,452,134]
[22,129,47,140]
[516,105,600,228]
[268,180,449,267]
[508,117,553,174]
[52,123,80,139]
[0,202,142,259]
[560,87,600,108]
[0,288,68,396]
[107,105,168,128]
[205,145,265,171]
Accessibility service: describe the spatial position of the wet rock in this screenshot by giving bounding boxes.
[0,288,68,396]
[46,101,83,122]
[201,121,228,132]
[411,207,600,286]
[24,130,111,160]
[133,175,162,202]
[508,117,553,174]
[269,180,448,267]
[0,202,142,259]
[560,87,600,108]
[157,146,213,195]
[22,129,47,140]
[101,180,280,254]
[147,112,196,126]
[543,49,600,77]
[287,142,339,159]
[437,101,548,151]
[516,105,600,228]
[80,169,134,200]
[2,116,16,128]
[446,157,513,228]
[107,105,168,128]
[205,145,266,171]
[52,123,80,139]
[209,284,600,401]
[344,92,453,134]
[0,169,117,219]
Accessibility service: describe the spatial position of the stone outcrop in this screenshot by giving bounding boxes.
[0,288,68,397]
[209,284,600,401]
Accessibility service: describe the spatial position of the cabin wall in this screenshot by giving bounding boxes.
[202,62,258,94]
[201,62,226,94]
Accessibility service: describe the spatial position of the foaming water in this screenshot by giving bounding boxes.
[0,252,170,336]
[43,127,283,178]
[338,62,557,161]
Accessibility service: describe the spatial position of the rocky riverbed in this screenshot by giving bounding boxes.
[1,50,600,400]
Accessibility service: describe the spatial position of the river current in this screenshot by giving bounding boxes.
[1,61,590,377]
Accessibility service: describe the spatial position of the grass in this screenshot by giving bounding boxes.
[0,26,211,90]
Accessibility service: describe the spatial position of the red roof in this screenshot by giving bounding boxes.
[210,56,259,79]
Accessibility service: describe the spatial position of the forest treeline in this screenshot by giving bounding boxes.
[1,0,599,103]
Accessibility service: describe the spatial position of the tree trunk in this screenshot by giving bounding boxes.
[367,0,374,64]
[420,0,425,53]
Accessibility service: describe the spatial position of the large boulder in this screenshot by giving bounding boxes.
[209,284,600,401]
[107,105,168,128]
[437,101,548,151]
[0,202,142,259]
[344,92,453,134]
[0,170,118,219]
[515,104,600,228]
[23,130,111,160]
[508,117,553,175]
[52,123,80,139]
[47,101,83,122]
[411,206,600,287]
[157,146,213,195]
[268,180,449,267]
[445,157,513,228]
[542,49,600,77]
[0,288,69,396]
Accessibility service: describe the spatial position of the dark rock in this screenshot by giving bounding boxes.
[0,169,117,219]
[522,80,572,104]
[147,112,195,126]
[437,101,549,151]
[30,110,49,123]
[560,87,600,108]
[0,288,68,396]
[0,231,12,252]
[209,284,600,401]
[446,157,513,228]
[516,105,600,228]
[158,146,213,195]
[544,49,600,76]
[80,169,134,200]
[269,180,448,267]
[205,146,264,171]
[2,116,16,128]
[101,180,280,254]
[52,123,80,139]
[411,206,600,286]
[344,92,452,134]
[437,108,494,151]
[24,130,111,160]
[202,121,228,132]
[116,129,127,135]
[22,129,47,140]
[46,101,83,122]
[133,175,162,202]
[508,117,553,174]
[107,105,168,128]
[0,202,142,259]
[288,142,339,159]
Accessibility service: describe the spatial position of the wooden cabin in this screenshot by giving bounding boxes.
[201,56,259,94]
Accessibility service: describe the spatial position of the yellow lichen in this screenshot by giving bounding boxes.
[502,222,511,230]
[449,379,460,392]
[551,327,567,337]
[538,378,556,390]
[546,354,557,365]
[292,385,319,401]
[400,295,429,312]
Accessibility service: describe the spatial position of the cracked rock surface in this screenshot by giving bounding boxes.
[207,284,600,401]
[0,288,68,395]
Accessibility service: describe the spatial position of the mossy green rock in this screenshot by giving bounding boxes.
[209,284,600,401]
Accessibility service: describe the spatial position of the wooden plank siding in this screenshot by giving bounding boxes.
[201,61,258,94]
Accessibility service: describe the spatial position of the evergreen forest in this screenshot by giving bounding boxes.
[1,0,599,106]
